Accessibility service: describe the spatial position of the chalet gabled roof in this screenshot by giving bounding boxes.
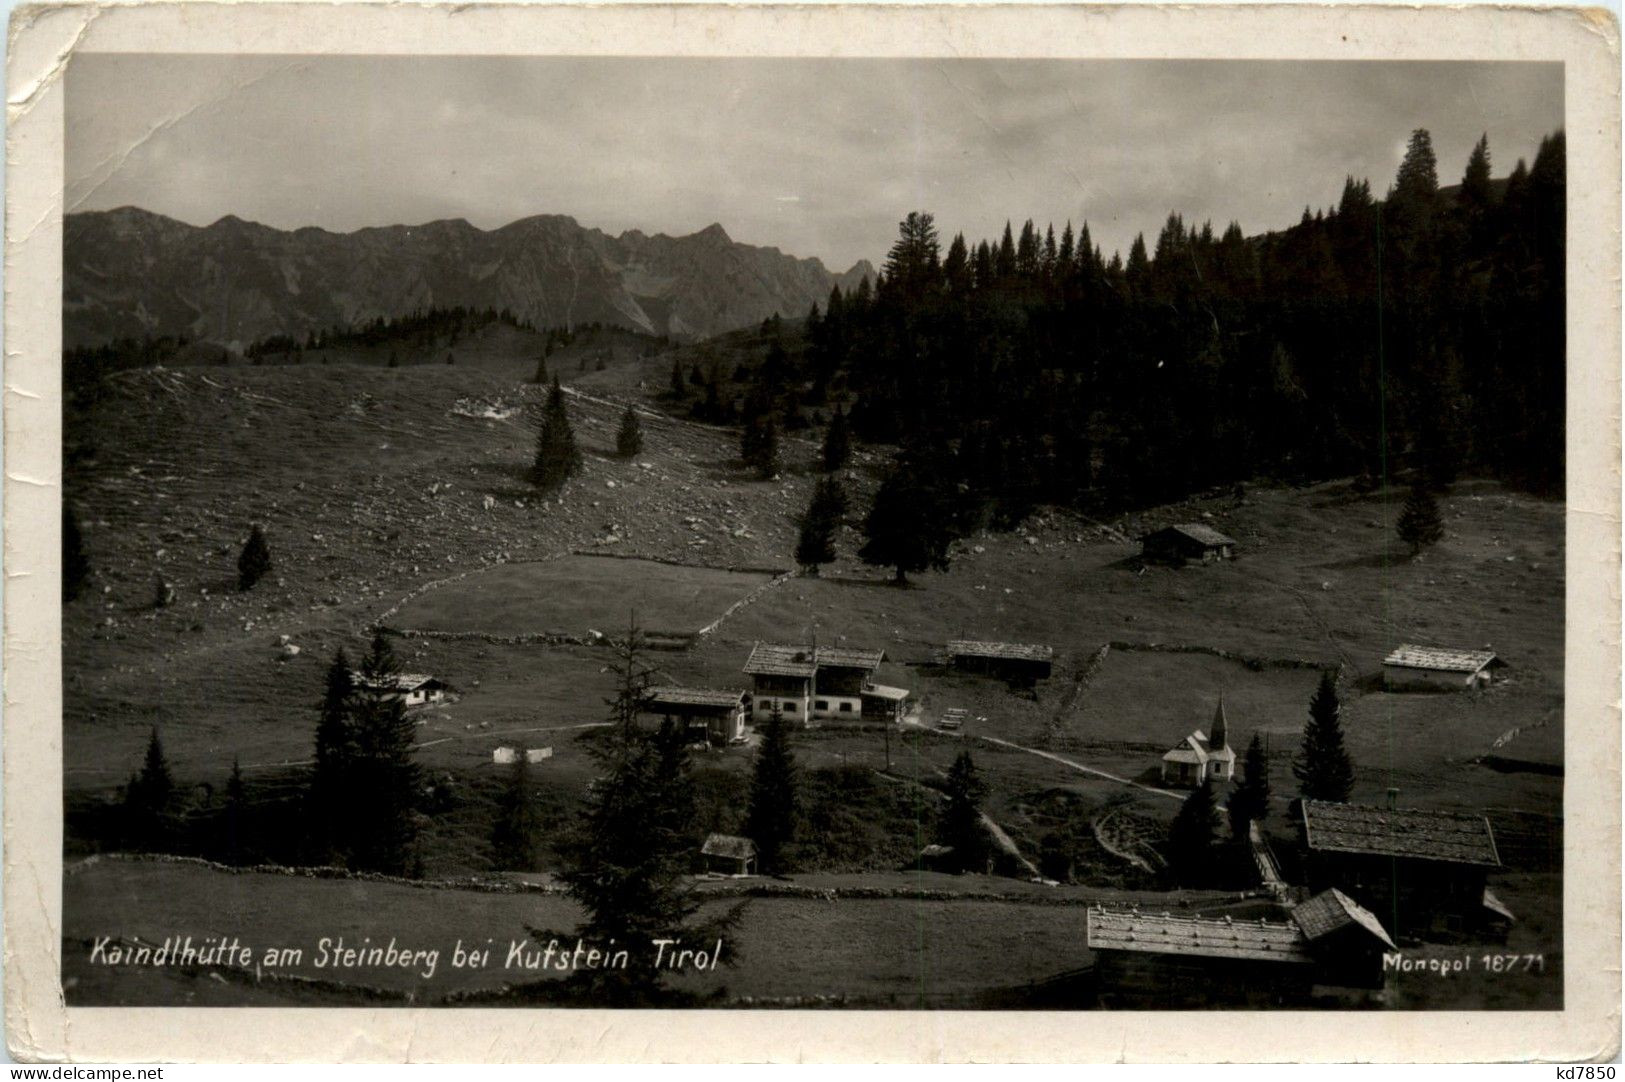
[945,640,1054,663]
[743,643,817,677]
[815,646,888,670]
[700,833,757,860]
[647,685,746,709]
[1300,800,1502,867]
[1291,888,1397,950]
[1143,523,1237,548]
[1162,729,1235,765]
[742,643,886,677]
[1086,907,1313,964]
[1383,644,1503,673]
[352,671,441,692]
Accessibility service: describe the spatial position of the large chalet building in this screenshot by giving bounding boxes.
[742,643,910,725]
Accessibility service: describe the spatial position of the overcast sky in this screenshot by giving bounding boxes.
[66,56,1562,270]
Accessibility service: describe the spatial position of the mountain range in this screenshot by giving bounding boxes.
[63,207,875,349]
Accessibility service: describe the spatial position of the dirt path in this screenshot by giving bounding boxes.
[905,720,1183,803]
[871,769,1042,879]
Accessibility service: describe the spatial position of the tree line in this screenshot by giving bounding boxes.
[732,128,1563,572]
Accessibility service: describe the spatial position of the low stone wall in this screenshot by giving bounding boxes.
[1107,640,1336,674]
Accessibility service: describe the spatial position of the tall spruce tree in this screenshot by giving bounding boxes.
[553,622,721,1004]
[490,754,544,871]
[1167,778,1219,885]
[347,632,421,875]
[308,648,355,863]
[1459,133,1494,210]
[744,704,798,874]
[63,502,90,603]
[125,727,175,851]
[938,751,989,874]
[753,417,780,480]
[1293,671,1355,803]
[533,376,584,492]
[820,408,852,472]
[1226,732,1272,841]
[1397,482,1445,556]
[860,467,952,584]
[616,405,644,458]
[794,477,846,574]
[669,357,686,398]
[237,524,272,591]
[222,757,249,866]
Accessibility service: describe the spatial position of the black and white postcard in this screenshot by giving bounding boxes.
[5,2,1619,1063]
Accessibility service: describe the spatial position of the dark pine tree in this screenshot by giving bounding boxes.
[616,405,644,459]
[794,477,846,574]
[1293,671,1355,803]
[860,468,952,584]
[1167,778,1219,885]
[221,757,249,866]
[754,417,780,480]
[125,727,175,852]
[1226,732,1273,842]
[63,502,90,603]
[533,356,549,384]
[938,751,989,874]
[820,407,852,473]
[348,632,422,876]
[552,622,730,1005]
[1397,482,1445,557]
[533,376,584,492]
[237,524,272,591]
[669,357,686,398]
[743,704,798,874]
[490,754,544,871]
[307,647,355,863]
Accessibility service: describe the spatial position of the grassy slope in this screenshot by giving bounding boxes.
[63,332,1564,1006]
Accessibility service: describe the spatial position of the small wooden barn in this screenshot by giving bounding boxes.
[1289,888,1398,990]
[351,671,448,707]
[1088,891,1397,1007]
[945,640,1055,684]
[1382,644,1505,692]
[1298,799,1507,940]
[1160,699,1236,787]
[1139,523,1238,565]
[860,683,911,722]
[700,833,757,876]
[645,686,749,746]
[1086,907,1318,1007]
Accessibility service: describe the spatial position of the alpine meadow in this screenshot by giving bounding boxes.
[59,56,1565,1012]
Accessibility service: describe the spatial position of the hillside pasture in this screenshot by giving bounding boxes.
[393,555,777,640]
[1066,648,1325,752]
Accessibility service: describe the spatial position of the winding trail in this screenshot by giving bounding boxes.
[904,720,1184,803]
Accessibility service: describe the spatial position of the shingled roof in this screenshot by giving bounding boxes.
[1144,523,1238,548]
[647,686,745,709]
[1290,889,1397,949]
[1086,907,1313,964]
[946,640,1054,663]
[700,833,757,860]
[742,643,885,677]
[1383,644,1503,673]
[1301,800,1501,867]
[351,671,442,692]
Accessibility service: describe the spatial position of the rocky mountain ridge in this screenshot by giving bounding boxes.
[64,206,874,348]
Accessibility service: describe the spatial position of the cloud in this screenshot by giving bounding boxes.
[66,56,1562,269]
